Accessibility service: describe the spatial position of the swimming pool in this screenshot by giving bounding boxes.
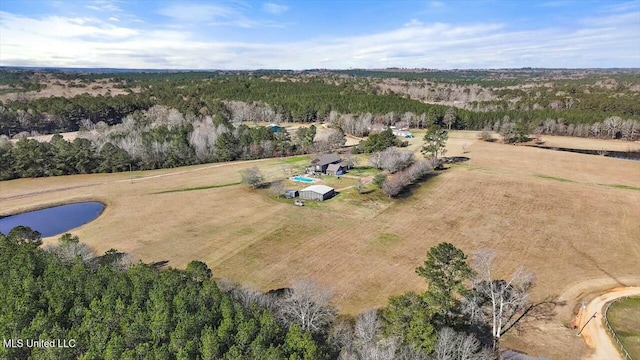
[292,176,314,183]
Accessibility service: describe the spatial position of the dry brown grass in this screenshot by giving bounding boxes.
[1,133,639,359]
[538,134,640,152]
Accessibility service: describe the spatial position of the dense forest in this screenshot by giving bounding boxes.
[2,226,544,359]
[0,68,638,180]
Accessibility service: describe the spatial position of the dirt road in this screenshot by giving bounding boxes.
[578,286,640,360]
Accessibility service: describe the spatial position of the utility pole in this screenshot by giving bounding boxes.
[129,163,133,184]
[577,312,597,336]
[575,300,587,335]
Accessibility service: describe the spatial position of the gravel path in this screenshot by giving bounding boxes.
[578,286,640,360]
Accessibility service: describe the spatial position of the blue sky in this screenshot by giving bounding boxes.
[0,0,638,69]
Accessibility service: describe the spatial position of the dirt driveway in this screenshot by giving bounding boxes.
[577,286,640,359]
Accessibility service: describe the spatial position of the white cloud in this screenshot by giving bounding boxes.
[157,3,283,28]
[404,19,424,27]
[157,3,237,23]
[86,0,122,12]
[429,1,445,8]
[0,10,638,69]
[539,1,574,7]
[262,3,289,15]
[601,1,640,13]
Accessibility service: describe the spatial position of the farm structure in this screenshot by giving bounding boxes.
[309,153,343,174]
[285,189,299,199]
[326,163,347,176]
[299,185,335,201]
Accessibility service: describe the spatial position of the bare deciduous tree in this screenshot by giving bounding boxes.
[241,166,265,189]
[603,116,623,139]
[337,309,423,360]
[443,108,456,130]
[619,119,640,141]
[270,179,285,198]
[278,280,337,333]
[405,160,433,183]
[356,178,364,195]
[465,249,535,351]
[434,327,495,360]
[381,176,406,197]
[381,160,433,198]
[44,233,96,264]
[589,122,602,138]
[218,280,276,310]
[370,147,413,173]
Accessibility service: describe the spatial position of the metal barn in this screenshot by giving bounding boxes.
[298,185,335,201]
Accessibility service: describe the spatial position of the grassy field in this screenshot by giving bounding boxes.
[608,297,640,358]
[1,131,639,359]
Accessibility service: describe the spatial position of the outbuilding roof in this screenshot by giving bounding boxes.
[300,185,334,194]
[311,153,341,166]
[326,163,344,172]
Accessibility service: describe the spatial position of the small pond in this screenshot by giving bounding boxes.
[0,202,105,237]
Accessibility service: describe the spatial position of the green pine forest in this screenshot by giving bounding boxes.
[2,228,521,359]
[0,68,638,181]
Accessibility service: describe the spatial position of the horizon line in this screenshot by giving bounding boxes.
[2,65,640,73]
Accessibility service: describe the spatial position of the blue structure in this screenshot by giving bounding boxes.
[267,124,281,133]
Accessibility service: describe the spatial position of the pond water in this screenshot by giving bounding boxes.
[532,145,640,161]
[0,202,105,237]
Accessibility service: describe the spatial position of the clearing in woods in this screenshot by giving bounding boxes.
[1,131,639,359]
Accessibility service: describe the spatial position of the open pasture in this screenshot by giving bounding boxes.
[1,132,639,359]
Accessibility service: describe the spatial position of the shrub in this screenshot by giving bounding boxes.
[369,147,413,173]
[381,177,405,197]
[373,174,387,188]
[381,160,434,197]
[241,166,266,188]
[406,160,433,182]
[478,129,493,142]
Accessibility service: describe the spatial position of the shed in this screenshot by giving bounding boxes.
[299,185,335,201]
[285,189,299,199]
[326,163,346,176]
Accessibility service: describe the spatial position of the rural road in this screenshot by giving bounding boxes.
[578,286,640,360]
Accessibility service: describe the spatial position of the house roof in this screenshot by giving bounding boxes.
[312,153,341,166]
[300,185,334,195]
[326,163,344,172]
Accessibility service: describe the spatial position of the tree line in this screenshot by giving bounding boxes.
[0,105,346,181]
[1,226,548,359]
[2,73,638,141]
[0,228,331,359]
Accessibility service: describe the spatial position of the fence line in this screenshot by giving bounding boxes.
[603,296,633,360]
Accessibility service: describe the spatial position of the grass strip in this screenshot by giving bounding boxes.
[153,182,241,194]
[607,184,640,191]
[280,156,308,164]
[534,174,575,183]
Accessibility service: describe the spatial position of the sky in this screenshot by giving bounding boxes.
[0,0,639,70]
